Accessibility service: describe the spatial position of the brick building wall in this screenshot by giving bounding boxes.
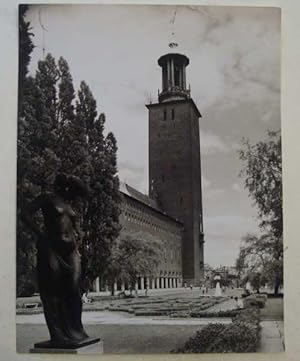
[118,183,183,290]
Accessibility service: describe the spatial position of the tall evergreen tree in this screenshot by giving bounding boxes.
[57,57,75,125]
[17,55,61,295]
[17,18,121,294]
[18,4,34,112]
[17,5,38,296]
[35,54,59,130]
[77,88,121,283]
[58,80,91,179]
[83,130,121,281]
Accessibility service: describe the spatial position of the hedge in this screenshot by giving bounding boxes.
[173,307,261,353]
[243,294,267,309]
[189,309,242,318]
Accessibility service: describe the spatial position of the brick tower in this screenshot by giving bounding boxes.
[146,43,204,285]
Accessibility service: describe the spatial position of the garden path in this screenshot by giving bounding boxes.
[205,298,238,313]
[259,321,284,352]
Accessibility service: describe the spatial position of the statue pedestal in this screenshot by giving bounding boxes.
[30,337,103,354]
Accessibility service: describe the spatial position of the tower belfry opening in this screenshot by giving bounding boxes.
[158,51,190,103]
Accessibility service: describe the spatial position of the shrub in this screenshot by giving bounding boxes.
[169,311,191,318]
[246,299,265,308]
[244,294,266,309]
[17,279,36,297]
[232,307,260,325]
[174,324,227,353]
[190,309,241,318]
[173,307,261,353]
[205,321,259,353]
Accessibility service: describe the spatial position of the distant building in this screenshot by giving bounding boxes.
[94,44,204,291]
[205,265,238,288]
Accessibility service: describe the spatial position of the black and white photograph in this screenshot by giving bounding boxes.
[16,4,283,354]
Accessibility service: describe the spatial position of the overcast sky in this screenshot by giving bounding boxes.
[26,4,280,268]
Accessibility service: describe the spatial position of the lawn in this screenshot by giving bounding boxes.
[17,323,205,354]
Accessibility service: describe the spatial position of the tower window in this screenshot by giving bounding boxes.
[163,110,167,121]
[171,109,175,120]
[162,174,165,182]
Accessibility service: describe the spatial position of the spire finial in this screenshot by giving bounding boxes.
[168,7,178,49]
[38,10,48,59]
[168,40,178,49]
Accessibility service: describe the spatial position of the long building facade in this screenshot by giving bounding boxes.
[93,44,204,292]
[119,183,184,289]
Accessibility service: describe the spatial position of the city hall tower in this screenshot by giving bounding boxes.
[146,43,204,285]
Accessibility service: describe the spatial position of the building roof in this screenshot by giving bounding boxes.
[119,181,183,227]
[119,181,160,210]
[158,52,190,67]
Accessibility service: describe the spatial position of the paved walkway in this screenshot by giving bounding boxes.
[205,298,238,313]
[259,321,284,352]
[89,287,243,298]
[258,298,284,352]
[17,310,232,326]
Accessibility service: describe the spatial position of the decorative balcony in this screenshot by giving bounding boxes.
[158,86,191,103]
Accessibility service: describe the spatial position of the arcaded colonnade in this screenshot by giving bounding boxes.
[92,276,184,293]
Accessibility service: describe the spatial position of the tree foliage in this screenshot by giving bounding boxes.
[18,4,34,105]
[239,130,282,239]
[105,232,162,295]
[17,6,39,296]
[238,131,283,294]
[236,233,283,291]
[17,12,120,296]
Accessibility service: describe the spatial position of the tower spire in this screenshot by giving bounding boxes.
[169,6,178,49]
[157,7,191,103]
[38,10,48,59]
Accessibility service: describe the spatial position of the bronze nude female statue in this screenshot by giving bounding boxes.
[21,174,94,348]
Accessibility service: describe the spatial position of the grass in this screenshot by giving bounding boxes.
[17,323,205,354]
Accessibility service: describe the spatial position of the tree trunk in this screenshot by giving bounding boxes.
[111,281,115,296]
[274,274,280,295]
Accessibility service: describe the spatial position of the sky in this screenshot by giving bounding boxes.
[26,4,281,268]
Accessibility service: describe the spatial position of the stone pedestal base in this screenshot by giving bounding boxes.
[30,338,103,354]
